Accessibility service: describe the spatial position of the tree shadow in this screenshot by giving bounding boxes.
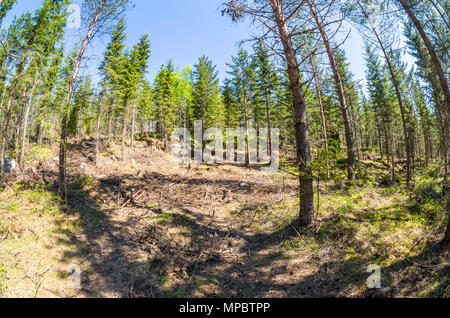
[40,153,447,298]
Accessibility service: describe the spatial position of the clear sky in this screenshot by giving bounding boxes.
[4,0,380,89]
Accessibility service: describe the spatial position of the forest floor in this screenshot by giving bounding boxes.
[0,138,448,298]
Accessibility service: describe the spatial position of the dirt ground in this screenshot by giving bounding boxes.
[0,138,448,298]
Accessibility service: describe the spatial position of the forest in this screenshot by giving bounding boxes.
[0,0,448,299]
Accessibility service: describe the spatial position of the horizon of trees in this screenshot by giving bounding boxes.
[0,0,448,242]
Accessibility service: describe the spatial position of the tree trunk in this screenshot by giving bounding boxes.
[265,88,272,157]
[243,91,250,166]
[107,107,113,143]
[358,2,412,186]
[19,71,40,170]
[0,55,26,176]
[131,105,136,149]
[390,124,395,182]
[59,0,107,196]
[13,85,30,154]
[95,87,106,167]
[375,116,383,161]
[121,100,128,160]
[348,94,361,163]
[311,58,330,178]
[398,0,449,193]
[270,0,314,227]
[444,215,450,245]
[307,0,356,182]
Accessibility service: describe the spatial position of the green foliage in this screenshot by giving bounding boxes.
[153,61,177,144]
[68,78,92,136]
[413,176,442,201]
[0,0,16,22]
[191,55,222,129]
[71,175,94,191]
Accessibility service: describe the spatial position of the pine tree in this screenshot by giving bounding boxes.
[174,65,193,131]
[153,61,177,151]
[253,42,279,156]
[68,77,92,137]
[0,0,69,175]
[117,34,151,159]
[191,55,221,159]
[222,78,238,129]
[365,43,397,181]
[335,49,363,163]
[227,49,254,166]
[95,18,127,164]
[137,79,153,135]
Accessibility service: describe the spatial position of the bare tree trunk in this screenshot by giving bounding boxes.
[375,116,383,161]
[243,91,250,166]
[265,88,272,156]
[383,123,390,166]
[121,100,128,160]
[311,58,330,178]
[270,0,314,227]
[13,85,30,153]
[163,119,168,152]
[37,119,44,145]
[348,94,361,163]
[307,0,356,182]
[358,3,412,187]
[59,0,107,196]
[390,124,395,182]
[0,55,26,176]
[95,87,106,167]
[19,71,40,170]
[254,103,260,162]
[0,74,8,111]
[131,105,136,149]
[107,107,113,143]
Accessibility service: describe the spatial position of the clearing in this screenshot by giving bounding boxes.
[0,139,448,298]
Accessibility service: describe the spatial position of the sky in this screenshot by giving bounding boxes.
[3,0,378,90]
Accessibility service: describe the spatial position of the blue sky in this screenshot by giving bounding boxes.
[4,0,378,89]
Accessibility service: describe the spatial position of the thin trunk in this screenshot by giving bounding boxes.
[376,117,383,161]
[390,125,395,182]
[122,99,128,160]
[0,74,8,111]
[358,2,412,186]
[14,85,30,153]
[348,94,361,163]
[398,0,450,193]
[311,58,330,178]
[444,216,450,244]
[243,91,250,166]
[107,107,113,143]
[307,0,355,182]
[384,123,390,167]
[131,105,136,149]
[95,87,106,167]
[265,88,272,156]
[59,0,107,196]
[19,71,40,170]
[254,103,259,162]
[0,55,26,176]
[270,0,314,227]
[37,119,45,145]
[429,0,450,30]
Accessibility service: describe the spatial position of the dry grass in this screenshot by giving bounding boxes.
[0,139,448,298]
